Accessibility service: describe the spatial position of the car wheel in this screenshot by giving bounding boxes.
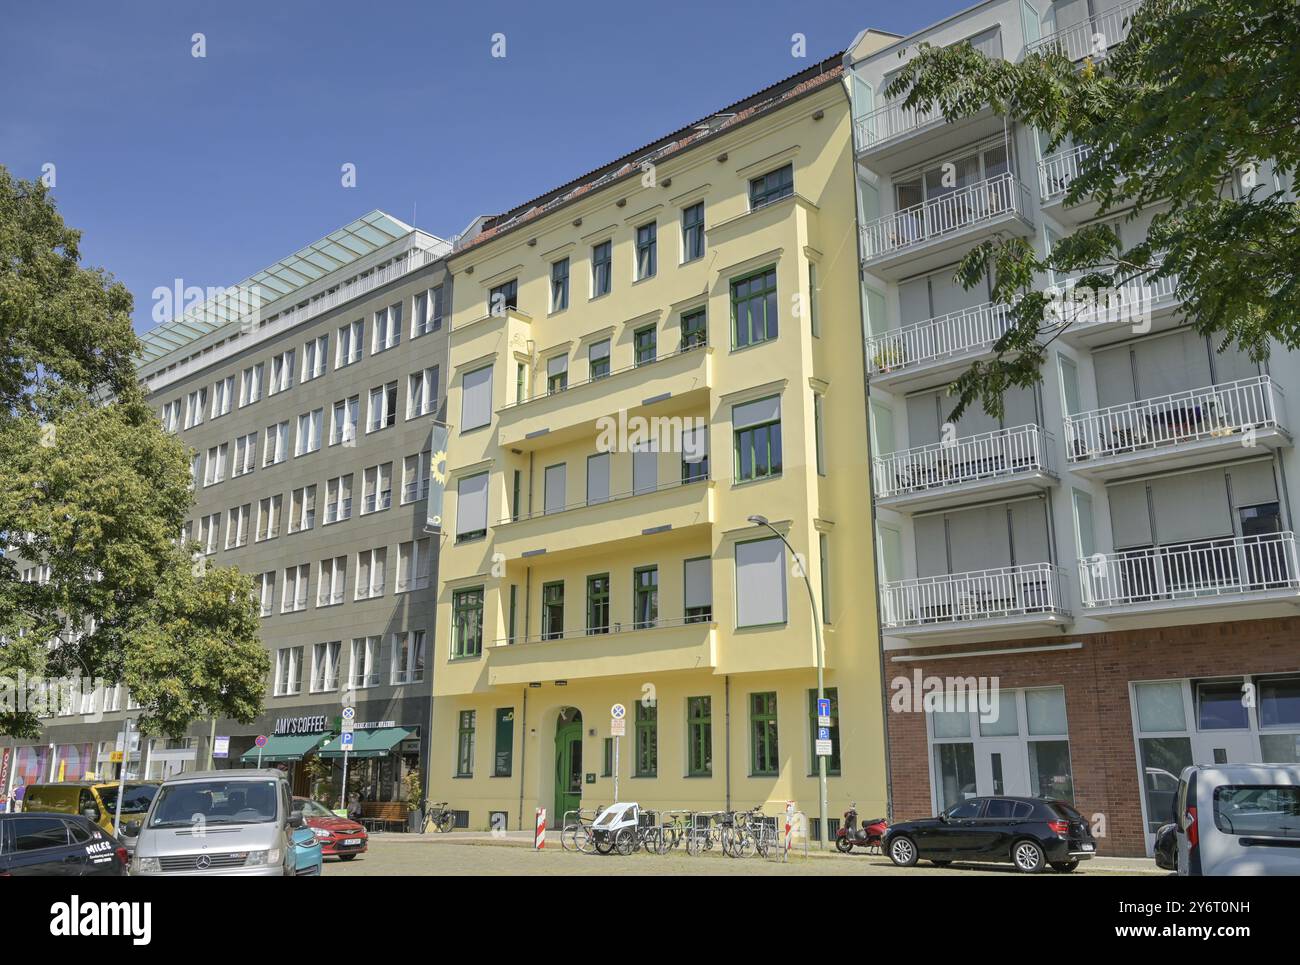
[930,859,951,867]
[1050,859,1080,873]
[835,836,854,854]
[337,854,357,862]
[1012,839,1046,873]
[888,835,918,867]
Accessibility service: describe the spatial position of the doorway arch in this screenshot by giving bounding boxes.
[553,707,583,824]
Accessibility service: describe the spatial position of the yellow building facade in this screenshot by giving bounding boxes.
[428,57,886,834]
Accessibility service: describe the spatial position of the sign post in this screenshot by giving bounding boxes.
[113,717,133,835]
[254,734,267,768]
[339,707,355,812]
[610,704,626,802]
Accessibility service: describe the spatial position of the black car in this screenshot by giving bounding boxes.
[1153,822,1178,872]
[0,813,128,877]
[884,796,1096,873]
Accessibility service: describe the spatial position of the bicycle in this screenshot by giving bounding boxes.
[423,801,457,833]
[561,807,600,854]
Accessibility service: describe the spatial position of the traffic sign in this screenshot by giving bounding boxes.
[342,707,355,720]
[815,739,833,756]
[254,735,268,748]
[213,736,230,759]
[818,726,830,741]
[341,717,354,734]
[610,718,626,737]
[610,703,626,720]
[340,732,355,750]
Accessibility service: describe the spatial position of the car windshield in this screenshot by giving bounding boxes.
[297,800,335,818]
[149,780,279,827]
[96,783,157,815]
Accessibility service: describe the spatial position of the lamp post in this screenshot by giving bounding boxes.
[747,514,829,850]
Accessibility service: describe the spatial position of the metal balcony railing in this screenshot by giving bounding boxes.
[866,301,1013,376]
[1079,532,1300,608]
[490,614,710,648]
[1026,1,1143,61]
[854,98,945,152]
[860,173,1032,262]
[881,562,1070,629]
[1038,144,1093,201]
[1064,376,1285,464]
[874,425,1054,499]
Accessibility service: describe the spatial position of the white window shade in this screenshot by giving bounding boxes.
[1151,470,1232,544]
[1093,345,1136,407]
[1108,480,1153,549]
[587,453,610,504]
[461,365,494,431]
[546,354,568,377]
[948,505,1011,572]
[898,276,931,325]
[914,514,948,577]
[456,472,489,536]
[633,442,657,495]
[589,340,610,362]
[906,394,941,446]
[736,537,787,627]
[1229,461,1279,508]
[685,558,712,609]
[544,464,567,515]
[733,395,781,430]
[1009,499,1050,565]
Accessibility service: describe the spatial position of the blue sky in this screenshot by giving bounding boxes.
[3,0,956,333]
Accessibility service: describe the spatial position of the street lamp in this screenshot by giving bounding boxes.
[747,514,829,850]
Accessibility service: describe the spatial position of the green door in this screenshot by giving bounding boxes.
[554,712,583,823]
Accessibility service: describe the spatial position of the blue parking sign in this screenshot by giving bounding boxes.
[341,732,355,749]
[818,726,830,741]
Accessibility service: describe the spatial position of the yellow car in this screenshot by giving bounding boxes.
[20,780,159,847]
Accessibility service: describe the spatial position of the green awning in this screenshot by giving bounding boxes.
[238,732,333,763]
[317,727,416,759]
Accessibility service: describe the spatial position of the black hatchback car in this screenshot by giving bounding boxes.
[884,796,1096,873]
[0,813,128,876]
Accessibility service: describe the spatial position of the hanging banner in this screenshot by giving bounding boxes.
[426,421,450,534]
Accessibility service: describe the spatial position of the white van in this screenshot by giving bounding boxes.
[1175,764,1300,876]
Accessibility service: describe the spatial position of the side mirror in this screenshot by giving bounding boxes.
[289,810,305,828]
[81,807,100,821]
[939,812,949,823]
[122,820,143,837]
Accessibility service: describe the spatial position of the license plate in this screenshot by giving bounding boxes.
[1080,843,1095,851]
[342,838,361,846]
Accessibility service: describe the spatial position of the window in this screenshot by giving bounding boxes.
[634,325,657,366]
[392,630,426,684]
[224,504,250,549]
[311,641,340,692]
[288,485,316,533]
[330,396,359,446]
[586,574,610,634]
[731,267,779,349]
[542,581,564,640]
[456,472,489,542]
[270,350,295,394]
[233,432,257,477]
[452,587,484,658]
[355,547,386,599]
[633,566,658,629]
[258,572,275,617]
[373,302,402,352]
[681,308,706,351]
[819,532,832,623]
[687,697,712,776]
[350,636,379,688]
[317,556,346,607]
[682,201,705,262]
[274,647,303,696]
[302,334,328,381]
[282,564,310,612]
[684,557,712,622]
[635,222,657,279]
[733,395,782,482]
[161,399,181,432]
[749,163,793,209]
[591,241,612,297]
[681,424,709,483]
[589,339,611,380]
[256,495,282,541]
[750,692,779,775]
[204,443,228,486]
[211,376,233,419]
[813,392,826,475]
[185,387,207,428]
[551,258,569,312]
[325,474,353,524]
[402,450,432,503]
[515,362,527,403]
[635,701,657,777]
[408,366,439,418]
[457,710,476,777]
[544,463,567,515]
[586,452,610,505]
[413,286,444,337]
[736,536,788,627]
[808,261,820,336]
[336,319,363,367]
[602,738,614,777]
[488,278,518,316]
[368,382,398,432]
[461,365,493,432]
[494,709,514,777]
[264,421,288,466]
[809,688,841,775]
[295,408,323,455]
[397,538,432,591]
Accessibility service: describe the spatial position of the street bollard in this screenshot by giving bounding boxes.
[534,807,546,850]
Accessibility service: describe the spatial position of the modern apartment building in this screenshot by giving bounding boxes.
[848,0,1300,855]
[426,53,891,834]
[4,211,452,810]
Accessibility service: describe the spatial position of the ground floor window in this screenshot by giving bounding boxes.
[494,708,514,777]
[457,710,476,777]
[750,692,779,776]
[687,696,712,777]
[635,702,657,777]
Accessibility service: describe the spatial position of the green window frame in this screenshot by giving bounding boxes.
[687,696,712,777]
[551,258,569,312]
[681,308,707,351]
[730,267,778,350]
[636,222,657,279]
[602,737,614,777]
[488,278,517,315]
[682,201,705,262]
[632,565,659,629]
[494,708,514,777]
[589,340,611,380]
[515,362,526,404]
[634,325,657,366]
[507,584,518,644]
[541,581,564,641]
[586,573,610,635]
[749,163,793,209]
[733,397,783,483]
[591,240,612,296]
[452,586,484,658]
[635,701,658,777]
[808,687,841,776]
[456,709,476,777]
[750,692,779,776]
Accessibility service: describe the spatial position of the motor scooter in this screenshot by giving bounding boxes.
[835,802,886,854]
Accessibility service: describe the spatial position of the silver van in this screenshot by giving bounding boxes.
[1175,764,1300,876]
[130,769,304,876]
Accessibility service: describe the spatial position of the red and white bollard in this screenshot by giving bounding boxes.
[783,801,794,861]
[534,807,547,850]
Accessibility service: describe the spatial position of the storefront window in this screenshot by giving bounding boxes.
[1028,740,1074,801]
[979,691,1019,737]
[934,742,975,810]
[1196,678,1249,730]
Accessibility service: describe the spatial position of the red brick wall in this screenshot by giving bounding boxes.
[885,616,1300,856]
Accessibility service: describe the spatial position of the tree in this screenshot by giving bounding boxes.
[881,0,1300,420]
[0,166,269,739]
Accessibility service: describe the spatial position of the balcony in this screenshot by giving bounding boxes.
[866,301,1012,391]
[854,98,1004,172]
[1079,533,1300,616]
[1050,255,1182,346]
[860,174,1034,278]
[495,477,713,563]
[1026,1,1142,63]
[874,425,1057,511]
[1038,144,1104,223]
[496,346,711,451]
[1064,376,1290,479]
[881,562,1072,639]
[485,617,717,687]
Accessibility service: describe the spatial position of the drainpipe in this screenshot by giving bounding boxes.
[517,686,528,831]
[723,676,732,812]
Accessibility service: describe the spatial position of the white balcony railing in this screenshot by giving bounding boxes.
[881,562,1070,629]
[1038,144,1092,201]
[854,98,944,151]
[1026,1,1143,62]
[874,424,1055,499]
[1064,376,1285,464]
[866,301,1013,376]
[861,173,1032,262]
[1079,532,1300,608]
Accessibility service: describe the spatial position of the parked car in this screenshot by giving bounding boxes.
[290,824,323,876]
[884,796,1096,873]
[294,797,368,860]
[130,768,307,876]
[1176,763,1300,876]
[20,780,158,854]
[0,813,128,876]
[1154,822,1178,871]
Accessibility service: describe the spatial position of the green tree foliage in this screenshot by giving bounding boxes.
[881,0,1300,420]
[0,167,268,738]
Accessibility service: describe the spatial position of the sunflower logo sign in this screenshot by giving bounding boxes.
[425,422,450,534]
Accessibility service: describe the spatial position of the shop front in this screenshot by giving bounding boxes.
[236,714,333,797]
[316,723,422,831]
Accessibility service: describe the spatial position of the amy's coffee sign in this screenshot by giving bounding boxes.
[274,715,328,735]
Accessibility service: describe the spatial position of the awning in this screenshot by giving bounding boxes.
[238,732,332,764]
[317,727,416,759]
